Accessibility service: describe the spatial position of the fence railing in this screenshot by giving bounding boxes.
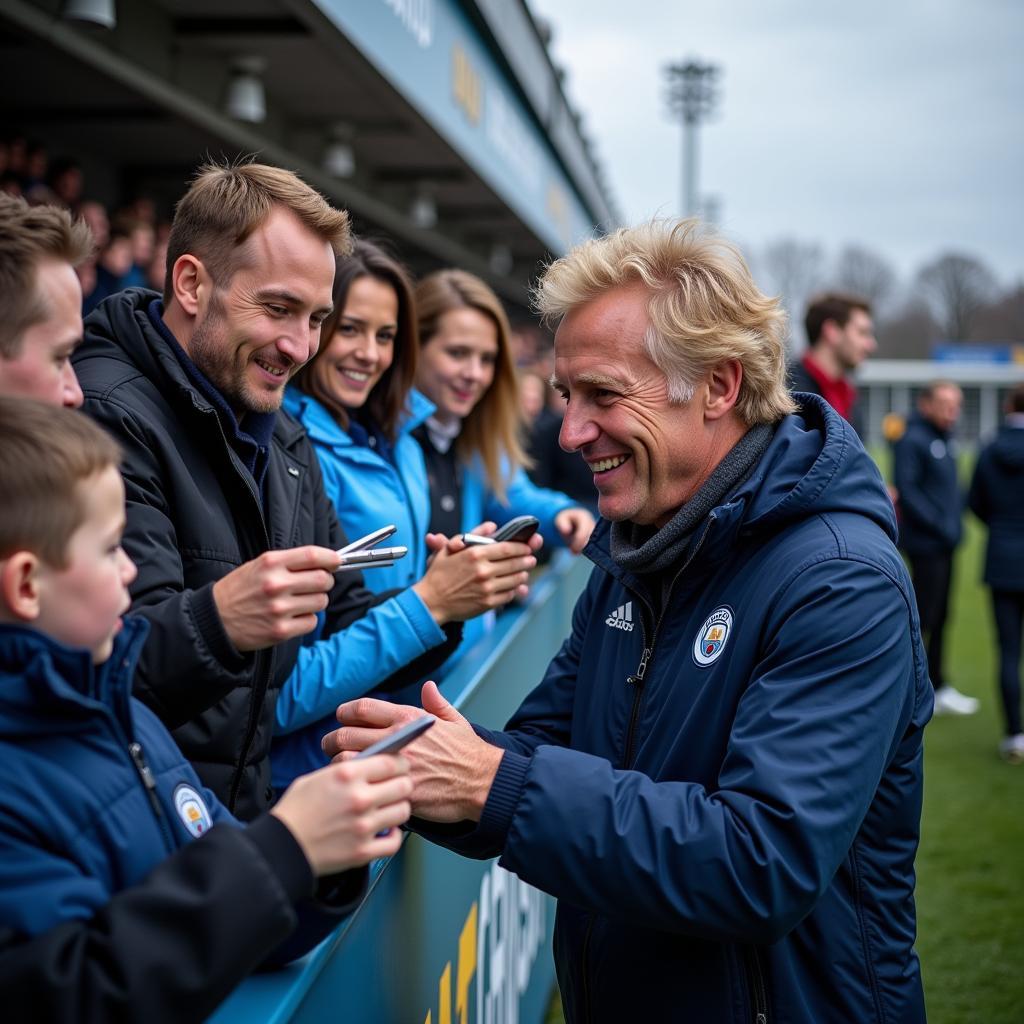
[210,550,591,1024]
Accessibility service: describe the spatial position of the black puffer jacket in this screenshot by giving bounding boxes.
[74,289,448,819]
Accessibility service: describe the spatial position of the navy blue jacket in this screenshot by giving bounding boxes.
[968,423,1024,591]
[421,396,931,1023]
[0,620,363,1024]
[893,411,963,554]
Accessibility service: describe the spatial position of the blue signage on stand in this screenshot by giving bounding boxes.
[311,0,598,253]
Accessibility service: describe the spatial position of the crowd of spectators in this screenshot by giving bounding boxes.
[1,135,169,313]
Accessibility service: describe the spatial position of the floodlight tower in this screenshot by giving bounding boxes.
[664,59,721,219]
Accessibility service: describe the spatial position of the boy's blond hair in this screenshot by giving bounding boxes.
[0,398,121,567]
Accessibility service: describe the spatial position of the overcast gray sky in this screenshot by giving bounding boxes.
[529,0,1024,290]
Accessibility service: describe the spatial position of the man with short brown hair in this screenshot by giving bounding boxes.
[790,292,876,435]
[0,193,92,407]
[74,163,467,819]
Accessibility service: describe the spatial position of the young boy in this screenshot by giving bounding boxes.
[0,397,413,1023]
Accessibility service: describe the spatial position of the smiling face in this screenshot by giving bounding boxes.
[307,275,398,412]
[35,465,137,663]
[416,307,498,425]
[184,206,335,416]
[553,284,719,527]
[0,259,84,408]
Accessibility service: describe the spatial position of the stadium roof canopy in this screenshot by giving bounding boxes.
[0,0,619,310]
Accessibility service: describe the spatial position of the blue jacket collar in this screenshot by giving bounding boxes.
[283,387,435,449]
[0,618,150,734]
[584,393,895,582]
[147,299,275,487]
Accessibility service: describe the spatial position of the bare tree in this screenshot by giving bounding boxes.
[972,283,1024,342]
[832,245,897,312]
[877,299,938,359]
[757,238,824,347]
[915,253,998,341]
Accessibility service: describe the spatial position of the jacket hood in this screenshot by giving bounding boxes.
[989,425,1024,471]
[0,618,149,739]
[78,287,173,390]
[737,392,897,540]
[587,393,896,560]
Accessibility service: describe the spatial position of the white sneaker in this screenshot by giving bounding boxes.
[999,734,1024,765]
[932,685,980,716]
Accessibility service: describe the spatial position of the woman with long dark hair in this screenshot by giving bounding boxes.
[270,243,536,786]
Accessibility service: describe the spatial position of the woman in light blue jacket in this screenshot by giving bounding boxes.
[411,269,595,660]
[271,244,536,787]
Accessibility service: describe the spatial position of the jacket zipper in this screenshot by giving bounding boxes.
[580,916,595,1023]
[622,640,652,768]
[214,416,274,813]
[582,515,721,1010]
[743,946,769,1023]
[128,741,174,851]
[619,513,717,769]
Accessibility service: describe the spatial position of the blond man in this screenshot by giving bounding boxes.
[325,221,931,1024]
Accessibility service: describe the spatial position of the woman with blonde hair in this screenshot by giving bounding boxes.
[412,268,594,563]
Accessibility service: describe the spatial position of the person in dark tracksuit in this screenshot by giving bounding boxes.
[0,399,412,1024]
[324,223,931,1023]
[894,380,979,716]
[969,383,1024,761]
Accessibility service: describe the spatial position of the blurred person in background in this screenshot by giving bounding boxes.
[0,193,91,408]
[82,225,133,315]
[78,200,110,251]
[271,240,539,785]
[122,216,156,288]
[894,380,977,715]
[47,158,83,210]
[789,292,876,436]
[968,383,1024,761]
[20,141,48,195]
[518,369,547,425]
[146,236,168,293]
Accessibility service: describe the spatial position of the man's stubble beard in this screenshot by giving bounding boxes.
[188,295,282,416]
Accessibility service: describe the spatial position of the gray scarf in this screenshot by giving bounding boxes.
[610,423,774,576]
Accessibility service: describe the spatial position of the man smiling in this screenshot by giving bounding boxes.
[74,164,462,819]
[324,221,932,1023]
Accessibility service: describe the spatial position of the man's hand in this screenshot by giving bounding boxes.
[212,546,342,652]
[554,507,596,554]
[322,682,504,823]
[269,755,412,874]
[412,534,537,625]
